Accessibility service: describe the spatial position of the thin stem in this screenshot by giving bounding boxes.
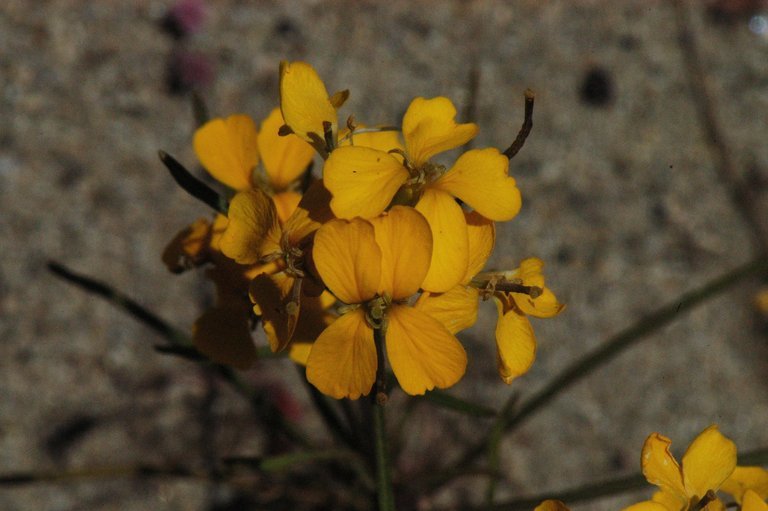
[502,89,535,160]
[159,150,228,214]
[484,393,519,506]
[424,255,768,495]
[296,366,359,450]
[373,324,396,511]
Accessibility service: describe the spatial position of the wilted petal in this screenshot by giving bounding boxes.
[415,286,478,334]
[249,272,298,352]
[386,305,467,395]
[415,188,469,293]
[324,146,408,219]
[279,61,337,145]
[641,434,686,506]
[494,295,536,384]
[162,218,213,272]
[402,96,478,166]
[220,189,282,264]
[193,114,258,191]
[306,309,376,399]
[433,148,521,222]
[370,206,432,299]
[313,218,381,305]
[193,305,257,370]
[258,107,315,190]
[682,425,737,500]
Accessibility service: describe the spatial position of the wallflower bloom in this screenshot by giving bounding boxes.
[721,466,768,505]
[162,215,259,369]
[324,96,521,292]
[624,425,737,511]
[219,182,333,352]
[478,258,564,383]
[192,108,315,216]
[306,206,467,399]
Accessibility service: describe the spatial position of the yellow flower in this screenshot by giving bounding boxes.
[162,215,260,369]
[306,206,467,399]
[279,61,347,157]
[324,96,521,292]
[721,466,768,505]
[219,181,334,352]
[742,490,768,511]
[623,425,737,511]
[484,258,564,384]
[192,108,314,199]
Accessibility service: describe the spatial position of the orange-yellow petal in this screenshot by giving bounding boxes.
[464,211,495,283]
[432,148,521,222]
[192,305,257,370]
[220,189,282,264]
[494,295,536,384]
[385,305,467,395]
[641,433,687,505]
[273,191,302,225]
[162,218,214,273]
[279,61,337,145]
[370,206,432,299]
[743,490,768,511]
[324,146,409,219]
[651,490,687,511]
[258,107,315,190]
[534,500,571,511]
[721,467,768,504]
[402,96,478,166]
[313,218,381,304]
[288,342,313,366]
[306,309,376,399]
[249,272,298,352]
[344,127,404,153]
[415,286,479,335]
[416,188,469,293]
[511,258,564,318]
[681,425,737,500]
[193,114,258,191]
[283,179,334,247]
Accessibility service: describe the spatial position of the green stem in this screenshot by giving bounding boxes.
[373,324,396,511]
[425,255,768,495]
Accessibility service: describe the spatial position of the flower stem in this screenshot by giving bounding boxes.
[373,324,396,511]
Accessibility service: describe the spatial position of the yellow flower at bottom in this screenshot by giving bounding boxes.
[623,425,737,511]
[306,206,467,399]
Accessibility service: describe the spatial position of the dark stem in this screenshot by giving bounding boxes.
[372,324,395,511]
[502,89,535,160]
[159,150,228,215]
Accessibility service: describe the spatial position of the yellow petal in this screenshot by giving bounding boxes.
[682,425,737,500]
[512,258,564,319]
[344,126,404,153]
[433,147,521,221]
[494,296,536,384]
[258,107,315,190]
[279,61,337,145]
[192,305,257,370]
[416,188,469,293]
[193,114,258,191]
[386,305,467,395]
[650,490,687,511]
[288,342,313,366]
[324,146,409,219]
[369,206,432,299]
[402,96,478,166]
[273,191,302,225]
[518,257,546,288]
[162,218,214,272]
[621,502,675,511]
[721,467,768,504]
[249,272,298,352]
[742,490,768,511]
[312,218,381,304]
[220,189,282,264]
[641,433,687,505]
[283,179,334,247]
[415,286,479,334]
[534,500,571,511]
[306,309,376,399]
[464,210,495,283]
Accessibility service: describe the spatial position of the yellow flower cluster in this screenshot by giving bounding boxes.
[164,61,564,399]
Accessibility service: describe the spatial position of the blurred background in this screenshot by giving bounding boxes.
[2,1,768,509]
